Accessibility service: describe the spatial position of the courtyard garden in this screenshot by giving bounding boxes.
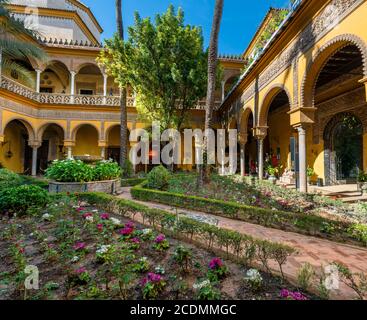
[131,167,367,247]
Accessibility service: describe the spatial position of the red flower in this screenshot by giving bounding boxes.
[97,223,103,232]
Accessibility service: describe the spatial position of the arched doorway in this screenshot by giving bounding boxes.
[73,124,100,159]
[1,120,34,173]
[324,113,363,185]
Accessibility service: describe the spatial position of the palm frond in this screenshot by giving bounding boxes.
[0,38,47,62]
[1,55,35,88]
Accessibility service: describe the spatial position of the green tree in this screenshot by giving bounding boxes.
[114,0,129,170]
[98,5,208,132]
[198,0,224,187]
[0,0,47,86]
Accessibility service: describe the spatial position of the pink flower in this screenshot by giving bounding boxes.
[125,221,135,229]
[75,267,86,274]
[280,289,308,300]
[131,237,140,244]
[97,223,103,232]
[209,257,223,270]
[141,273,162,286]
[100,213,109,220]
[155,234,166,243]
[77,207,86,212]
[82,212,93,219]
[73,242,86,251]
[119,227,134,236]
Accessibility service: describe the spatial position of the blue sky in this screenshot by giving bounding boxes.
[83,0,292,55]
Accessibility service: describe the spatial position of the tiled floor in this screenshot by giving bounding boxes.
[117,187,367,299]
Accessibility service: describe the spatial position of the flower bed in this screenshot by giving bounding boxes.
[48,179,119,194]
[131,182,367,247]
[0,194,311,301]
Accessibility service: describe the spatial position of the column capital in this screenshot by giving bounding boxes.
[98,140,108,148]
[28,140,42,148]
[252,126,268,140]
[288,107,316,127]
[70,70,77,76]
[63,140,75,147]
[238,133,248,145]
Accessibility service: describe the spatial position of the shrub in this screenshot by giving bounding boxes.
[130,185,366,247]
[296,263,315,291]
[0,168,23,188]
[93,160,121,181]
[146,165,171,190]
[45,159,94,182]
[244,269,263,292]
[122,159,134,178]
[0,185,49,215]
[79,192,296,277]
[120,177,146,187]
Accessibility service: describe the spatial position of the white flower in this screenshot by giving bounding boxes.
[193,280,210,290]
[140,257,148,262]
[92,209,98,213]
[42,213,53,221]
[96,245,111,255]
[71,256,79,263]
[110,217,121,225]
[155,265,165,275]
[244,269,262,281]
[142,228,152,235]
[86,216,94,223]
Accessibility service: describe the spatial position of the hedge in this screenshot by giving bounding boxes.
[120,177,147,187]
[130,184,367,247]
[79,192,296,278]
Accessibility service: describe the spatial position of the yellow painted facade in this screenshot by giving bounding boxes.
[221,0,367,187]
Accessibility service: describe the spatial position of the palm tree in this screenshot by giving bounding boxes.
[198,0,224,186]
[0,0,46,87]
[115,0,128,173]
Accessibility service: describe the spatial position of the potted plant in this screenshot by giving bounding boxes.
[307,166,315,185]
[267,166,278,185]
[357,171,367,194]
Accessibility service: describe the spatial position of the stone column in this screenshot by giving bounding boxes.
[253,127,267,180]
[221,80,226,102]
[29,141,41,176]
[98,140,107,160]
[35,69,42,93]
[297,126,307,193]
[70,71,76,103]
[239,133,248,176]
[258,138,264,180]
[103,74,108,104]
[101,147,106,159]
[67,147,72,159]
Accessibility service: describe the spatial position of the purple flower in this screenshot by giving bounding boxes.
[280,289,308,300]
[155,234,166,243]
[119,227,134,236]
[131,237,140,244]
[100,213,110,220]
[141,273,163,287]
[73,242,86,251]
[125,221,135,229]
[209,257,223,270]
[75,267,86,274]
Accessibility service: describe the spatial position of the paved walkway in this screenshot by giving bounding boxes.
[117,187,367,300]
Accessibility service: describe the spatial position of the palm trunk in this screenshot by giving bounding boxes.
[115,0,128,171]
[198,0,224,186]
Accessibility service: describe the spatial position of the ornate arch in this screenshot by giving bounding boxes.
[74,62,103,75]
[36,122,66,142]
[71,123,101,141]
[323,111,363,185]
[3,117,36,142]
[105,124,131,144]
[258,84,292,127]
[300,34,367,109]
[239,106,254,134]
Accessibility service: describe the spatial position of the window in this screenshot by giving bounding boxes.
[79,89,94,95]
[40,87,53,93]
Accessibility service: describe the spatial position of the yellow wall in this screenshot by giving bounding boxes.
[0,123,25,173]
[73,125,100,157]
[268,108,291,170]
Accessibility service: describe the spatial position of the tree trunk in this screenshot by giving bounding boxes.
[115,0,128,171]
[198,0,224,187]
